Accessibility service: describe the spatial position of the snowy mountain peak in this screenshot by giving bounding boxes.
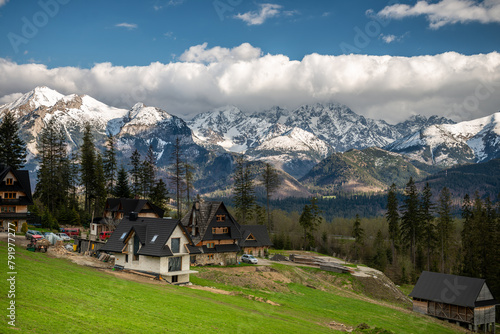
[1,86,65,112]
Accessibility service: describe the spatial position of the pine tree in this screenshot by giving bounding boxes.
[299,197,322,249]
[260,163,281,232]
[142,145,156,199]
[386,183,400,261]
[129,149,141,197]
[0,111,26,168]
[400,177,421,267]
[460,194,478,276]
[94,153,107,216]
[150,178,170,213]
[253,204,266,225]
[80,123,96,214]
[115,165,131,198]
[169,137,185,219]
[184,160,195,211]
[103,134,117,194]
[420,182,436,271]
[232,155,255,224]
[35,119,70,213]
[436,186,453,273]
[352,214,365,260]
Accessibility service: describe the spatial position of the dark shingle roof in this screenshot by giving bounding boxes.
[0,166,33,204]
[409,271,498,307]
[240,225,273,247]
[100,216,197,257]
[104,198,164,218]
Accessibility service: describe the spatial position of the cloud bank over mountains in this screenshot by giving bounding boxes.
[1,43,499,123]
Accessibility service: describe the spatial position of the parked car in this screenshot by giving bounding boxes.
[60,228,80,237]
[99,231,112,241]
[25,230,42,239]
[241,254,258,264]
[56,233,72,241]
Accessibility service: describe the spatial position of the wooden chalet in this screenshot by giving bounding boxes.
[0,166,34,232]
[90,198,164,238]
[181,200,273,265]
[100,214,200,284]
[410,271,497,332]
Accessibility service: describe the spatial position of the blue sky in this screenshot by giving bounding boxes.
[0,0,500,122]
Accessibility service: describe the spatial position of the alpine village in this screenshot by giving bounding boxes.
[0,87,498,334]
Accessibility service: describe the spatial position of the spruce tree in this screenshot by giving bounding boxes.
[94,153,107,216]
[103,134,117,194]
[169,137,185,219]
[0,111,26,168]
[298,197,322,249]
[80,123,96,214]
[260,163,281,232]
[420,182,436,271]
[400,177,421,267]
[184,160,195,211]
[232,155,255,224]
[352,214,365,260]
[115,165,131,198]
[129,149,141,197]
[386,183,400,261]
[142,145,156,199]
[150,178,170,213]
[436,186,453,273]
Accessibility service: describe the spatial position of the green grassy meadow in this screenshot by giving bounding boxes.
[0,241,463,333]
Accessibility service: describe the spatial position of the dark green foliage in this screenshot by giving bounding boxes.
[103,134,117,194]
[115,165,131,198]
[352,214,365,244]
[299,197,322,249]
[184,160,195,210]
[142,145,156,199]
[436,187,453,273]
[0,111,26,168]
[420,183,436,271]
[129,149,142,197]
[94,154,107,216]
[261,163,281,231]
[386,183,400,259]
[169,137,184,219]
[400,177,420,267]
[233,155,256,224]
[150,179,170,213]
[252,204,266,225]
[80,123,96,214]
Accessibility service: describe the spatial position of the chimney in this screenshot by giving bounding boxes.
[129,212,138,221]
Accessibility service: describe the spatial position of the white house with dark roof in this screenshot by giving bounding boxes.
[100,214,199,284]
[410,271,497,332]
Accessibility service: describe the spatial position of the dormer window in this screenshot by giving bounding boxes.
[212,227,229,234]
[6,178,13,185]
[216,215,225,222]
[4,193,16,199]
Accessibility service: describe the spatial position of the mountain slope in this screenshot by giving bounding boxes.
[386,112,500,167]
[300,147,428,193]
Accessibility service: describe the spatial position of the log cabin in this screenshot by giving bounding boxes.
[410,271,497,332]
[0,166,34,232]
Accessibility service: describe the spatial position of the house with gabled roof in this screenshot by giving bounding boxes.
[0,166,34,232]
[100,214,200,284]
[90,198,165,238]
[239,225,273,257]
[410,271,497,332]
[181,200,273,265]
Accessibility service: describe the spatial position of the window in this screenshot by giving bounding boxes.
[1,207,15,213]
[207,254,214,260]
[120,232,127,240]
[246,233,256,240]
[172,275,178,283]
[6,178,13,185]
[171,238,180,253]
[169,257,181,272]
[125,254,129,262]
[4,193,16,199]
[216,215,225,222]
[212,227,229,234]
[206,242,215,248]
[151,235,158,243]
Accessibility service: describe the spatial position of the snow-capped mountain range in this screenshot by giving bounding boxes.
[1,86,499,194]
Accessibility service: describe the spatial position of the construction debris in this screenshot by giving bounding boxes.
[289,254,354,274]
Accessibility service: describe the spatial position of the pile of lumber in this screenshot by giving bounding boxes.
[289,254,354,274]
[98,253,111,262]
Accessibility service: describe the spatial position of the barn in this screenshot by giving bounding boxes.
[410,271,497,332]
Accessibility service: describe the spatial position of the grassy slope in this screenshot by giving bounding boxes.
[1,241,461,333]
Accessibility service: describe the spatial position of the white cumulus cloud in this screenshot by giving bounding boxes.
[377,0,500,29]
[115,22,138,30]
[234,3,284,25]
[1,44,500,124]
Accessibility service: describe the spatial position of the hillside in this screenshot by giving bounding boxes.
[300,147,428,193]
[417,158,500,199]
[0,240,464,334]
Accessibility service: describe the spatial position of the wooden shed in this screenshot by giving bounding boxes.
[410,271,498,332]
